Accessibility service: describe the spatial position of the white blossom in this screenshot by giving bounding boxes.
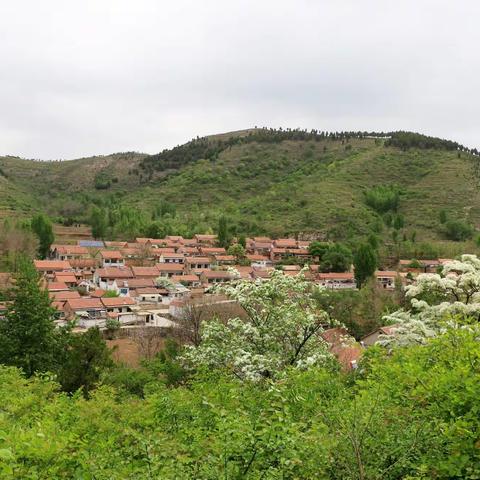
[181,268,334,380]
[379,255,480,347]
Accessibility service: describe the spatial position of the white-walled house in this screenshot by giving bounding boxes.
[100,250,125,267]
[158,253,185,264]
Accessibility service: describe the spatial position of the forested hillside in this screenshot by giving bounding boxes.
[1,129,479,247]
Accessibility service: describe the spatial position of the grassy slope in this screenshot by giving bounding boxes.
[0,135,479,242]
[128,137,480,240]
[0,152,146,216]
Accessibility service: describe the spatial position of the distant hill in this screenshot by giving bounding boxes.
[1,129,479,246]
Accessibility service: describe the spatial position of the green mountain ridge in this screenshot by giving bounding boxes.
[1,129,479,246]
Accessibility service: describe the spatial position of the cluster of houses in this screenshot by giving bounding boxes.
[2,233,454,334]
[35,236,448,325]
[0,234,456,370]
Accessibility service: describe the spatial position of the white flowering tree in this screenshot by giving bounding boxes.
[379,254,480,347]
[181,269,334,380]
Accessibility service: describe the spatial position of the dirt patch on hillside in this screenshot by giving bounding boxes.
[107,338,141,367]
[107,336,166,367]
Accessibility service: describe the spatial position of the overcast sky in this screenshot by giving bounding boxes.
[0,0,478,159]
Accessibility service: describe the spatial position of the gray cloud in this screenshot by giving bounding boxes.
[0,0,478,159]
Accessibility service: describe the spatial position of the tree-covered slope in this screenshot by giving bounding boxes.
[127,133,480,241]
[1,130,479,242]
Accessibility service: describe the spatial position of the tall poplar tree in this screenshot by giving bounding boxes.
[31,214,54,259]
[217,215,231,248]
[353,243,377,288]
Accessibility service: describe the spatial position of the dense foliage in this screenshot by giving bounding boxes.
[0,259,115,396]
[444,219,474,241]
[320,243,353,272]
[315,280,400,339]
[0,258,60,376]
[1,326,480,479]
[364,185,400,213]
[2,253,480,477]
[385,131,470,152]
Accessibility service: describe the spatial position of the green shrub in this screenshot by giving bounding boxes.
[364,185,400,213]
[444,219,474,241]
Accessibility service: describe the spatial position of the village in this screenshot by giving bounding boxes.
[0,232,454,369]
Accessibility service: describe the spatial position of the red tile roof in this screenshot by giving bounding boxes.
[96,267,134,278]
[136,287,166,295]
[66,298,104,310]
[105,241,129,248]
[214,255,236,262]
[152,247,176,254]
[118,278,155,288]
[55,245,89,255]
[195,234,217,241]
[247,254,269,261]
[318,272,354,280]
[322,327,363,371]
[50,290,81,301]
[185,257,211,264]
[101,297,136,308]
[120,248,142,257]
[200,247,226,254]
[252,269,272,279]
[34,260,72,271]
[156,263,185,272]
[51,301,66,312]
[91,289,106,298]
[100,250,123,260]
[288,248,310,255]
[53,273,78,284]
[274,239,297,248]
[69,258,98,269]
[132,266,160,277]
[178,247,199,254]
[201,271,235,279]
[159,253,185,259]
[47,282,69,291]
[172,274,199,283]
[182,239,198,246]
[375,270,398,278]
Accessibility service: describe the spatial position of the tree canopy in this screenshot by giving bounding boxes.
[0,257,60,376]
[30,214,54,259]
[353,243,377,288]
[182,269,334,380]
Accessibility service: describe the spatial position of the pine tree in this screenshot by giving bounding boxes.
[0,258,60,376]
[58,327,113,397]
